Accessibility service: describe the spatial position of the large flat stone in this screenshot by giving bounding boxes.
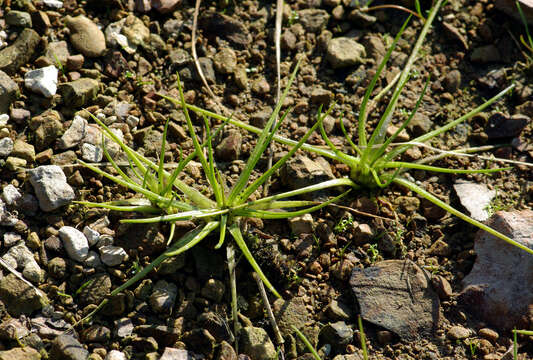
[460,210,533,330]
[350,260,441,341]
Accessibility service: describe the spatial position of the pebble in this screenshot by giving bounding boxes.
[443,70,461,92]
[59,115,88,149]
[114,318,134,338]
[29,165,75,211]
[201,278,225,303]
[453,181,495,222]
[65,15,106,57]
[58,226,89,262]
[326,299,353,321]
[47,257,67,279]
[0,70,19,113]
[152,0,182,14]
[319,321,354,346]
[83,226,100,246]
[160,348,192,360]
[239,327,277,360]
[298,9,330,33]
[288,214,315,235]
[81,143,104,162]
[99,245,128,266]
[0,138,13,158]
[0,347,41,360]
[105,350,126,360]
[84,250,103,268]
[4,243,43,283]
[50,334,89,360]
[0,274,45,316]
[213,47,237,75]
[2,184,21,205]
[10,108,30,124]
[478,328,499,342]
[327,37,366,68]
[43,0,64,8]
[215,130,242,161]
[0,29,40,74]
[59,77,100,107]
[471,45,501,63]
[447,325,471,340]
[5,11,32,28]
[251,77,270,95]
[149,280,178,313]
[12,139,35,162]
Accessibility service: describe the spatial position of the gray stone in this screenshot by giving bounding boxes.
[152,0,181,13]
[59,78,99,107]
[83,225,100,246]
[0,347,41,360]
[78,273,111,306]
[50,334,89,360]
[0,29,41,74]
[4,242,43,283]
[273,297,309,336]
[453,181,496,222]
[350,259,441,341]
[2,184,21,205]
[65,15,106,57]
[149,280,178,313]
[0,274,45,316]
[29,165,75,211]
[157,254,186,275]
[443,69,461,93]
[3,232,21,247]
[160,348,193,360]
[122,15,150,48]
[0,70,18,113]
[24,65,58,98]
[240,327,277,360]
[81,143,103,162]
[99,245,127,266]
[197,57,216,84]
[213,47,237,75]
[327,38,366,69]
[44,41,69,66]
[299,9,330,33]
[43,0,64,8]
[84,250,102,268]
[59,226,89,262]
[0,137,13,158]
[48,257,67,279]
[59,115,88,149]
[199,12,251,48]
[6,11,32,28]
[460,210,533,331]
[319,321,353,347]
[326,299,353,321]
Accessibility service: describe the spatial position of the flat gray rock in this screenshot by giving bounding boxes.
[349,259,441,341]
[460,210,533,330]
[29,165,75,211]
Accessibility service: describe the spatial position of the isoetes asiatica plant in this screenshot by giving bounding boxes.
[75,62,353,328]
[182,0,533,256]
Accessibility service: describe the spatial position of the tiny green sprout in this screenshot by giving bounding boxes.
[516,0,533,60]
[334,214,354,233]
[287,10,299,26]
[367,243,380,263]
[513,329,533,360]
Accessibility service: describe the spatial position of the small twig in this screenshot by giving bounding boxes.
[0,258,48,300]
[252,272,284,354]
[362,4,425,21]
[227,243,239,353]
[327,203,395,222]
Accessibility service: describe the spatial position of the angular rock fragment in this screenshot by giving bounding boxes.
[453,181,496,222]
[460,210,533,330]
[0,28,40,74]
[24,65,58,98]
[0,70,18,113]
[350,260,441,341]
[29,165,75,211]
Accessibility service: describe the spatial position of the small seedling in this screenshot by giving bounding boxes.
[334,214,355,233]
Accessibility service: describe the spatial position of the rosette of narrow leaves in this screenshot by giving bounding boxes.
[188,0,533,256]
[76,62,352,325]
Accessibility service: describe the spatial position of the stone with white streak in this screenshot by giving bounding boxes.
[453,181,496,222]
[29,165,75,211]
[81,143,103,162]
[24,65,58,98]
[59,226,89,262]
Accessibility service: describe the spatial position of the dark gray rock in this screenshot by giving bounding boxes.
[460,210,533,331]
[198,312,233,342]
[350,260,441,341]
[149,280,177,313]
[78,273,112,306]
[471,45,501,63]
[0,29,40,74]
[319,321,353,347]
[486,112,529,139]
[443,69,462,93]
[6,11,32,28]
[0,70,19,113]
[50,334,89,360]
[200,12,251,48]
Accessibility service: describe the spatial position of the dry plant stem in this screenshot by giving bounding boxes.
[0,258,48,301]
[362,4,425,21]
[252,272,284,349]
[227,244,239,353]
